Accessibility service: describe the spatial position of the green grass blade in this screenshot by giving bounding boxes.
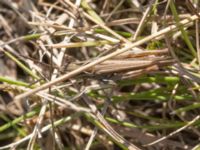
[4,51,40,80]
[170,0,197,57]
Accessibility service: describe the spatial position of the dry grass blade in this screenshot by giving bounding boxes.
[133,0,155,40]
[82,94,141,150]
[145,115,200,146]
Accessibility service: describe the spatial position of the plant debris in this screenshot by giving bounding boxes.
[0,0,200,150]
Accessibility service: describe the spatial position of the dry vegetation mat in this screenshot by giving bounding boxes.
[0,0,200,149]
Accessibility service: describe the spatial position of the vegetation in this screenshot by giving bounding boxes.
[0,0,200,149]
